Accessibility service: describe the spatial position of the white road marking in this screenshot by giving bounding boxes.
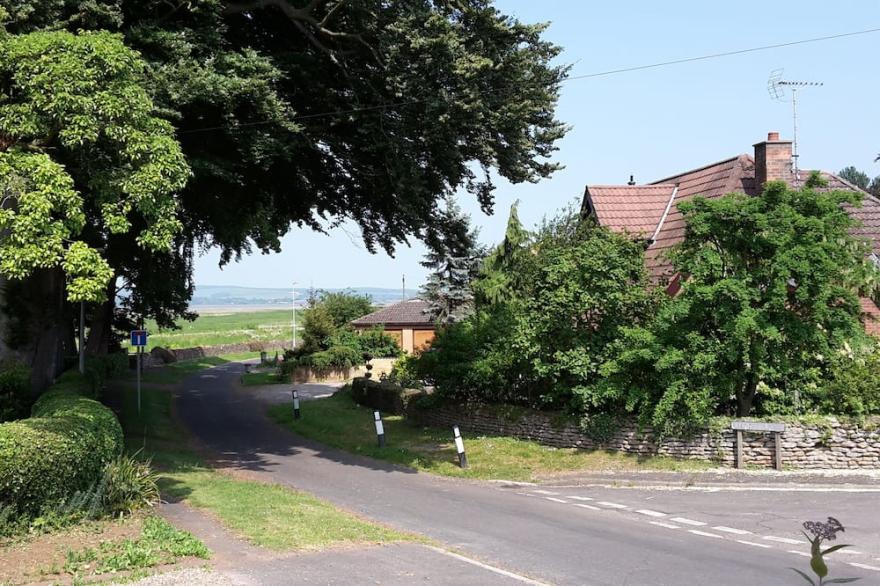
[597,501,628,509]
[544,497,568,504]
[836,549,865,555]
[736,540,772,549]
[567,496,594,501]
[764,536,804,545]
[688,530,723,539]
[788,550,811,557]
[532,490,559,495]
[712,526,752,535]
[426,546,550,585]
[670,517,706,526]
[636,509,666,518]
[849,562,880,571]
[649,521,681,530]
[574,503,601,511]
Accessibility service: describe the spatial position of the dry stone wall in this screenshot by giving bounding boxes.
[408,404,880,470]
[141,341,288,368]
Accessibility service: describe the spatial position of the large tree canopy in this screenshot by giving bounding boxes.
[2,0,568,354]
[0,29,190,302]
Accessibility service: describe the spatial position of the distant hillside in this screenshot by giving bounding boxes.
[192,285,407,307]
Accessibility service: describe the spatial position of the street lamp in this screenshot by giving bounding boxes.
[292,282,298,350]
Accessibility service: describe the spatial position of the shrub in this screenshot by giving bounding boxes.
[102,454,160,516]
[350,377,421,415]
[298,345,362,375]
[387,353,422,389]
[82,352,128,397]
[0,371,123,515]
[0,360,31,422]
[822,347,880,416]
[355,326,402,358]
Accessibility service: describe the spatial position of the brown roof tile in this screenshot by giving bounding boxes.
[350,299,434,327]
[584,185,677,237]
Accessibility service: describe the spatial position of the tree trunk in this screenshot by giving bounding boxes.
[85,281,116,356]
[736,372,759,417]
[25,269,68,394]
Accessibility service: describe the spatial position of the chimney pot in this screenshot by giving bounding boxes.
[767,131,780,141]
[754,132,792,187]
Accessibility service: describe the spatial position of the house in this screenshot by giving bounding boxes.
[581,131,880,334]
[350,298,436,353]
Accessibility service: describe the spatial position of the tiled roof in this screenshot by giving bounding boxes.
[350,299,434,327]
[584,185,677,237]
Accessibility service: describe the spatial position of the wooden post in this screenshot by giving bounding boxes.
[735,429,743,468]
[773,432,782,471]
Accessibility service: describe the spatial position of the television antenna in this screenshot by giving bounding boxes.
[767,69,823,185]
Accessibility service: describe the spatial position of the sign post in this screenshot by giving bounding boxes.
[730,420,786,470]
[131,330,148,414]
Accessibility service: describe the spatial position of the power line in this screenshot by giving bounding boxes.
[177,26,880,135]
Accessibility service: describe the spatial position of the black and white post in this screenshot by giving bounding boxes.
[374,410,386,447]
[292,389,301,420]
[453,425,468,469]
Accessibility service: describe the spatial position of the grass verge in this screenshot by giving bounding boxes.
[126,309,297,350]
[115,367,410,552]
[139,352,259,385]
[240,369,284,386]
[61,516,208,581]
[267,389,714,482]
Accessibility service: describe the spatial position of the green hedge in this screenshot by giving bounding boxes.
[350,377,422,415]
[0,371,123,514]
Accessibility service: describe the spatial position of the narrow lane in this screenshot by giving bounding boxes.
[174,362,876,585]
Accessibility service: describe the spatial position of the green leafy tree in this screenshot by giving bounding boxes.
[838,166,871,191]
[600,178,878,432]
[316,291,374,329]
[3,0,568,348]
[514,215,657,409]
[474,201,533,306]
[421,200,486,324]
[0,30,189,303]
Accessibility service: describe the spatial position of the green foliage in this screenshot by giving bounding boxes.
[0,373,123,515]
[331,326,401,359]
[299,304,339,353]
[317,291,374,329]
[350,377,420,415]
[102,454,160,517]
[838,166,871,191]
[421,199,486,323]
[0,30,189,302]
[599,181,879,433]
[0,361,31,422]
[474,200,533,306]
[387,353,423,389]
[579,413,623,444]
[298,345,363,375]
[822,345,880,416]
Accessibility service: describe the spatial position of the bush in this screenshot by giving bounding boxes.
[822,347,880,416]
[82,352,129,397]
[102,454,160,516]
[350,377,421,415]
[387,353,422,389]
[0,360,31,422]
[0,371,123,515]
[354,326,402,358]
[302,345,362,375]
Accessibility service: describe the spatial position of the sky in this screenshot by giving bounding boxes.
[194,0,880,292]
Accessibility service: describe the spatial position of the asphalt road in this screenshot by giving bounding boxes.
[174,362,880,585]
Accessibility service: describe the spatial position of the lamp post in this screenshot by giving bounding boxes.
[291,282,297,350]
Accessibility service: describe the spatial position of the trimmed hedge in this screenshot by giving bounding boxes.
[0,370,123,514]
[350,377,422,415]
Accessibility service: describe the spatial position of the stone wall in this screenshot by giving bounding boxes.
[290,357,397,384]
[141,341,288,368]
[408,404,880,470]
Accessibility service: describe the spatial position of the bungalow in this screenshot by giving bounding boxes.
[581,131,880,333]
[350,298,436,353]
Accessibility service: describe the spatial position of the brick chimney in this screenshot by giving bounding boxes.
[753,131,793,187]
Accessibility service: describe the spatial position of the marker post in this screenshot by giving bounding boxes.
[453,425,468,469]
[292,389,301,420]
[374,411,385,447]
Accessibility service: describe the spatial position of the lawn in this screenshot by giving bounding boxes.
[126,309,298,350]
[113,367,410,551]
[267,389,714,482]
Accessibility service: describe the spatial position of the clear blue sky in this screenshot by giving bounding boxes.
[194,1,880,291]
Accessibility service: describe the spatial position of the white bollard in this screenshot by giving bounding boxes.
[453,425,468,469]
[374,410,386,447]
[292,389,301,420]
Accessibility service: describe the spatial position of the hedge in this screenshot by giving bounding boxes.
[350,377,422,415]
[0,370,123,514]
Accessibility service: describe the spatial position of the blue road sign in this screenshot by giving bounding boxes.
[131,330,148,347]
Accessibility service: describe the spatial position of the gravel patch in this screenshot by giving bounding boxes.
[130,568,235,586]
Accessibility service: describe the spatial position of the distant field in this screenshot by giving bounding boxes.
[131,309,298,350]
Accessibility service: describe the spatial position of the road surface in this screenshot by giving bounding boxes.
[174,362,880,585]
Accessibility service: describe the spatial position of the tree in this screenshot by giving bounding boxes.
[0,28,190,384]
[474,201,533,306]
[316,291,374,329]
[514,215,657,409]
[838,166,870,191]
[600,178,878,432]
[3,0,568,351]
[420,200,485,324]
